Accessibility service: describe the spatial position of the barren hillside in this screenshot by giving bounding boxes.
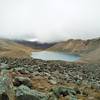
[0,38,33,58]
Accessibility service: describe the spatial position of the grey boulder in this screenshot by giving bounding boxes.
[16,85,48,100]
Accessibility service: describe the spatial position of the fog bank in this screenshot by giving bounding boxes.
[0,0,100,42]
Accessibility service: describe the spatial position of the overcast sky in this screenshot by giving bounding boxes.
[0,0,100,42]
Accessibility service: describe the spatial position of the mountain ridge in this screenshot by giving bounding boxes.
[0,37,100,63]
[47,37,100,63]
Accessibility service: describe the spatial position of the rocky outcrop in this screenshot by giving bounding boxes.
[0,57,100,100]
[0,70,15,100]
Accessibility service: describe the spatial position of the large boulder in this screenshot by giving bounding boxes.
[0,70,15,100]
[16,85,48,100]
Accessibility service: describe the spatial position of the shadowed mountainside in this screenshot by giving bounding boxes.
[15,40,56,50]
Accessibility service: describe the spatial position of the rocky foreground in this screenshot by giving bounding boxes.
[0,57,100,100]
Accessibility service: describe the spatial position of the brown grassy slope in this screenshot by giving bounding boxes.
[81,46,100,63]
[47,38,100,63]
[47,39,88,54]
[0,39,33,58]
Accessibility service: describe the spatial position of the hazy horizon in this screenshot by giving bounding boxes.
[0,0,100,42]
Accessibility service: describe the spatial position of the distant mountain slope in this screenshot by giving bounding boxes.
[81,45,100,63]
[47,39,87,53]
[15,40,56,50]
[47,38,100,63]
[0,39,33,58]
[47,38,100,54]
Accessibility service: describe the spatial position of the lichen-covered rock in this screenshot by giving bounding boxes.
[0,63,9,70]
[13,76,33,88]
[50,86,76,98]
[70,95,78,100]
[48,93,58,100]
[0,70,15,100]
[48,77,58,85]
[16,85,48,100]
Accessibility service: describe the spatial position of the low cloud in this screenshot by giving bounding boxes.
[0,0,100,42]
[0,33,100,43]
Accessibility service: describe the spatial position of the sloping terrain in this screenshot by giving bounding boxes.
[0,38,33,58]
[47,38,100,63]
[81,46,100,63]
[0,57,100,100]
[47,39,87,53]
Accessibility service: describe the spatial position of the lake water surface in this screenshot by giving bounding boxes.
[31,51,80,62]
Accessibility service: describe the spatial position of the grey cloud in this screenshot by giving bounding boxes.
[0,0,100,42]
